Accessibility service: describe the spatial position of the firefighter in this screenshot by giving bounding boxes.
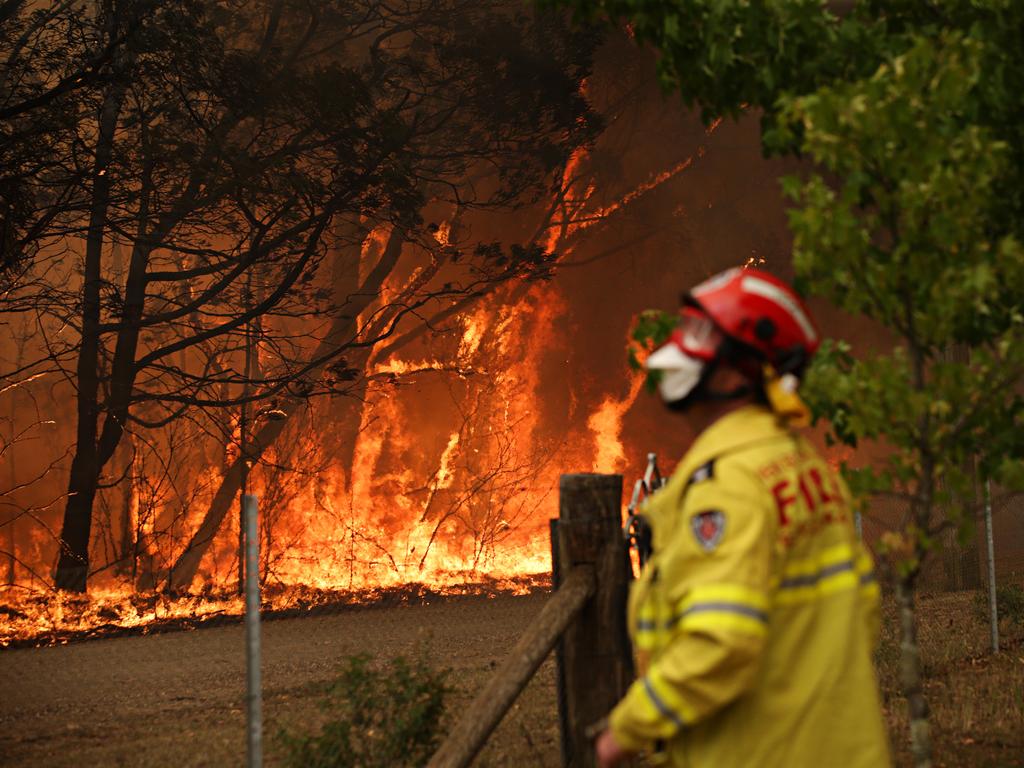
[595,268,891,768]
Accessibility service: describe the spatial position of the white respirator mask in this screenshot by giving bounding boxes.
[646,342,706,403]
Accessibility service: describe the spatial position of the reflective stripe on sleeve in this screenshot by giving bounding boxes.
[633,604,664,652]
[669,583,770,637]
[641,672,695,728]
[642,677,685,728]
[779,559,854,589]
[776,542,869,606]
[677,609,769,636]
[680,602,768,622]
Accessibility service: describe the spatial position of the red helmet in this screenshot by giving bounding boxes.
[684,267,820,372]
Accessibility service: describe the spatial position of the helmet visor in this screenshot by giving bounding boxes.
[660,307,723,362]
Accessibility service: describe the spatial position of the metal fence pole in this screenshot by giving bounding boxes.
[244,494,263,767]
[984,480,999,653]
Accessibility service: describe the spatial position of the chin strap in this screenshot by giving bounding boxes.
[763,363,811,427]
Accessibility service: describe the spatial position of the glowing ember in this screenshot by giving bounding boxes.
[587,156,694,225]
[433,221,452,247]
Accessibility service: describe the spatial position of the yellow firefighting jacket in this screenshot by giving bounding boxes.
[609,405,891,767]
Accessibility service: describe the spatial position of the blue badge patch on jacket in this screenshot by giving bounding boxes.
[691,509,725,551]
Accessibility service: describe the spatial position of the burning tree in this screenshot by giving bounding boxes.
[3,0,748,630]
[549,1,1024,765]
[0,0,601,593]
[163,30,721,593]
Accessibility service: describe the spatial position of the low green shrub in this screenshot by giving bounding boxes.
[281,652,451,768]
[995,583,1024,626]
[974,582,1024,628]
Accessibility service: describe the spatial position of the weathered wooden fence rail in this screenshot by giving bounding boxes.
[426,565,595,768]
[428,473,633,768]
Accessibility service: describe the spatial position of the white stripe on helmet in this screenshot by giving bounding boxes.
[740,275,817,343]
[691,268,740,298]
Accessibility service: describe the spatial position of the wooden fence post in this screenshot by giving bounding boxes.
[426,566,595,768]
[556,473,634,768]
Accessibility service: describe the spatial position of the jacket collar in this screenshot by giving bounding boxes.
[681,404,790,472]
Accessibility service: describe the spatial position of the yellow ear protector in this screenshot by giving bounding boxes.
[763,364,811,428]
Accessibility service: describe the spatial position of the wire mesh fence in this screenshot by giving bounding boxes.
[861,487,1024,596]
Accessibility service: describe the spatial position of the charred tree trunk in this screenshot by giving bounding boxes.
[5,432,14,586]
[5,337,21,585]
[115,433,136,576]
[4,473,13,585]
[902,322,933,768]
[328,355,372,492]
[56,459,100,591]
[54,76,126,592]
[57,139,158,590]
[166,412,293,591]
[319,226,369,491]
[164,227,407,592]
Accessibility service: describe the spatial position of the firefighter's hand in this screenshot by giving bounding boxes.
[595,728,632,768]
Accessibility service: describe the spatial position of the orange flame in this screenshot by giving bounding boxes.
[588,371,645,474]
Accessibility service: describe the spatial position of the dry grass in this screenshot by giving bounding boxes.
[3,588,1020,766]
[278,588,1024,767]
[272,589,1024,767]
[876,589,1024,767]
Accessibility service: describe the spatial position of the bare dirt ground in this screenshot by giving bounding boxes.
[0,592,560,768]
[1,589,1022,768]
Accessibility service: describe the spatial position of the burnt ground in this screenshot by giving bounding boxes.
[1,589,1022,768]
[0,592,560,768]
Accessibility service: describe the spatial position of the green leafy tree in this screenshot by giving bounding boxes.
[784,33,1024,766]
[547,2,1024,765]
